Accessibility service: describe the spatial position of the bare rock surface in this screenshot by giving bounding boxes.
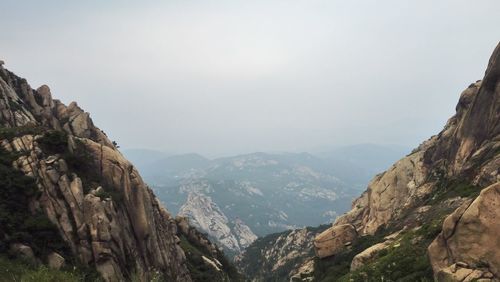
[47,252,65,270]
[314,224,358,258]
[0,63,192,281]
[178,192,257,254]
[314,42,500,264]
[429,183,500,281]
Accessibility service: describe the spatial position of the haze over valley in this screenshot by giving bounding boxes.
[124,145,408,255]
[1,1,499,281]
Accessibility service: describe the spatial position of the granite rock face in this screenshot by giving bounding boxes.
[429,183,500,281]
[0,65,192,281]
[178,192,257,254]
[314,224,358,259]
[236,226,321,281]
[314,42,500,263]
[236,43,500,281]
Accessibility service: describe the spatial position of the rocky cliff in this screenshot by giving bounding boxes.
[145,151,357,257]
[235,225,328,281]
[238,42,500,281]
[316,42,500,280]
[0,63,238,281]
[178,192,257,255]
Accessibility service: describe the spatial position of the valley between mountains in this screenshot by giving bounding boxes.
[0,41,498,282]
[124,150,406,257]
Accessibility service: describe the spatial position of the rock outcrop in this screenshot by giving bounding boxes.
[314,42,500,263]
[0,64,196,280]
[178,192,257,255]
[236,226,324,281]
[175,216,242,282]
[349,230,401,271]
[314,224,358,259]
[429,182,500,281]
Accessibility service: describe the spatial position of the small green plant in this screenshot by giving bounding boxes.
[428,178,479,204]
[178,226,243,282]
[0,125,44,141]
[0,255,101,282]
[95,188,124,204]
[34,92,44,106]
[338,230,434,282]
[8,99,23,112]
[0,147,69,257]
[37,130,69,154]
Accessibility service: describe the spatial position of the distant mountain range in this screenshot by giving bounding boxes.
[236,42,500,282]
[123,144,409,256]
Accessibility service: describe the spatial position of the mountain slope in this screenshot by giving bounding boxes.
[238,42,500,281]
[178,192,257,254]
[146,152,358,255]
[0,63,239,281]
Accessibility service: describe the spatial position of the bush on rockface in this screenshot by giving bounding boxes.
[0,146,68,258]
[428,178,479,205]
[337,229,434,282]
[0,125,44,141]
[178,226,243,282]
[95,188,124,204]
[37,130,68,154]
[38,131,125,203]
[313,232,386,281]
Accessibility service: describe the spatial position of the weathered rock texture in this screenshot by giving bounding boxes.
[178,192,257,254]
[314,224,358,259]
[236,226,322,281]
[429,183,500,281]
[0,65,192,281]
[314,42,500,264]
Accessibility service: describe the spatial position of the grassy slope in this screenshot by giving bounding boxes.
[0,255,100,282]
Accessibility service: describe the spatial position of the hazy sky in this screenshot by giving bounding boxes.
[1,1,499,157]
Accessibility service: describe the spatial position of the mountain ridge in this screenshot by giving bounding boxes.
[237,41,500,281]
[0,63,240,281]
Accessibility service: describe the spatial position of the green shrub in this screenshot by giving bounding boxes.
[178,230,243,282]
[313,231,386,281]
[37,130,69,154]
[0,146,69,257]
[0,255,101,282]
[333,223,446,282]
[95,188,124,204]
[8,99,23,112]
[0,125,44,141]
[428,178,479,204]
[34,92,44,106]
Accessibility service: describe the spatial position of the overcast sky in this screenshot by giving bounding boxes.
[1,1,499,157]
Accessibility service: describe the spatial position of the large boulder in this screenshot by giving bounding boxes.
[428,182,500,281]
[314,224,358,258]
[9,243,35,263]
[47,252,65,270]
[350,242,390,271]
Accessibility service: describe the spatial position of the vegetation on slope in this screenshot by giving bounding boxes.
[237,225,330,281]
[178,231,243,282]
[314,177,477,282]
[0,127,102,281]
[0,255,101,282]
[0,144,67,258]
[37,130,124,203]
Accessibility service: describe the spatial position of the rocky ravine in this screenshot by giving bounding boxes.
[238,42,500,281]
[145,152,357,256]
[235,225,328,282]
[0,63,237,281]
[178,192,257,255]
